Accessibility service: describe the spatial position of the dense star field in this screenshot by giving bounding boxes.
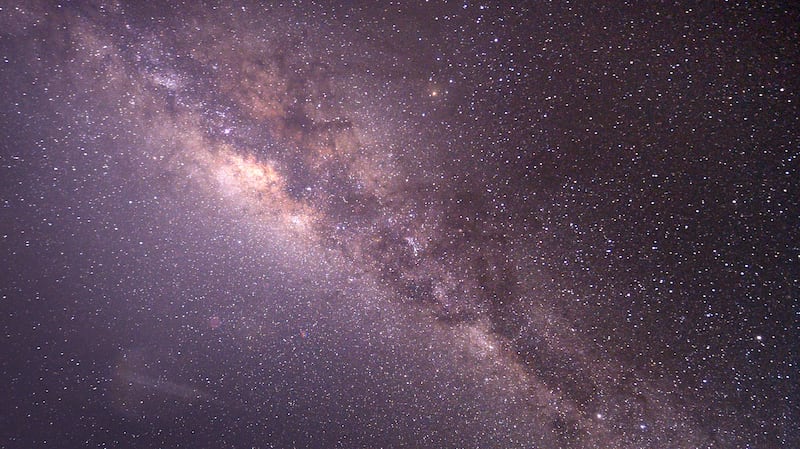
[1,1,798,448]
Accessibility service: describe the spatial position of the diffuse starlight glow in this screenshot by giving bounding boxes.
[1,1,795,448]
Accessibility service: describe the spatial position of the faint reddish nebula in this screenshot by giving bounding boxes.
[208,316,222,330]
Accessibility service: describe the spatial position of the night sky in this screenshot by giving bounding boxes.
[1,1,798,448]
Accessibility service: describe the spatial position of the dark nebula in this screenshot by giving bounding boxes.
[1,1,798,448]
